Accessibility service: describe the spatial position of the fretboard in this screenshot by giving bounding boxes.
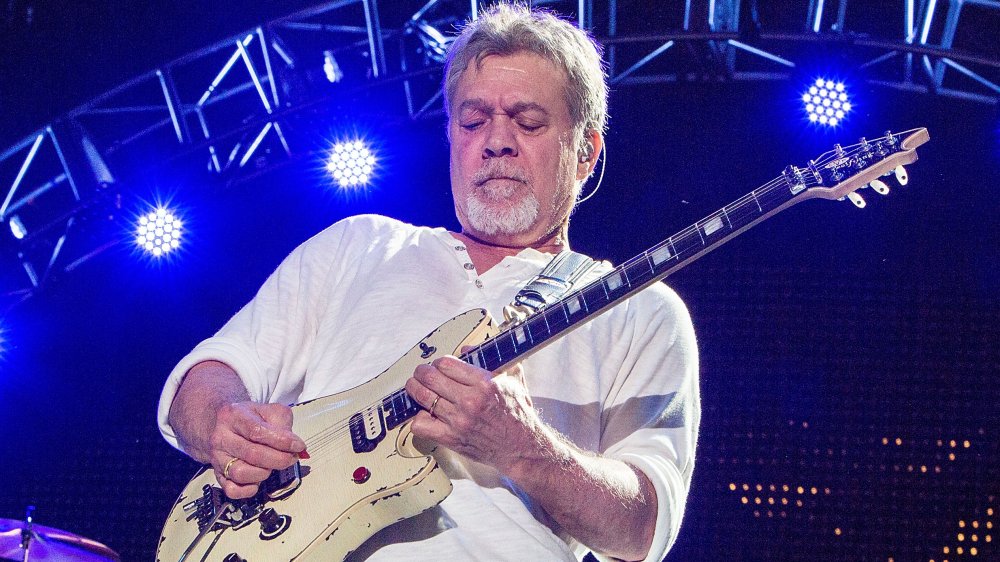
[460,172,818,373]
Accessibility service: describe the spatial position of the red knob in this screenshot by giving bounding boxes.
[352,466,371,484]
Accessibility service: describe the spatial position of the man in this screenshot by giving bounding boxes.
[158,4,699,561]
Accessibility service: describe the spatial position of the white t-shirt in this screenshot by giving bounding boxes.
[158,214,699,561]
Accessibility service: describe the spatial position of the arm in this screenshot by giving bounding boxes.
[169,360,306,499]
[406,358,657,560]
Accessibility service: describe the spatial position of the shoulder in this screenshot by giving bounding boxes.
[306,214,431,250]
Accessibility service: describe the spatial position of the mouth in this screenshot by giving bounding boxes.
[477,176,524,186]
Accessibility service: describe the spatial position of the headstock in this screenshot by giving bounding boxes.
[786,128,930,207]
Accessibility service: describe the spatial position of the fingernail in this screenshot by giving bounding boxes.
[298,449,310,460]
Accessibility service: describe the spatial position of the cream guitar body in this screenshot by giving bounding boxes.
[157,309,494,561]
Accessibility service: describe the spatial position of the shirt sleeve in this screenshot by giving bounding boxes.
[594,284,700,562]
[156,215,380,450]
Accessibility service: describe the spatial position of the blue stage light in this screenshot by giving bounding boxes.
[8,216,26,240]
[802,77,852,127]
[326,140,376,188]
[323,51,343,83]
[134,206,183,258]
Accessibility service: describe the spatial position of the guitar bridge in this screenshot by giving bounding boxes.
[182,462,302,534]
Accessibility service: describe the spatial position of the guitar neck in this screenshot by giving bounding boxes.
[462,172,813,374]
[461,127,927,373]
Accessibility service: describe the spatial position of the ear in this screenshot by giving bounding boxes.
[575,129,604,181]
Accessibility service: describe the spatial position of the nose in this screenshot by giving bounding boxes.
[482,118,518,159]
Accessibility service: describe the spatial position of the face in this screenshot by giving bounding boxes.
[448,51,597,247]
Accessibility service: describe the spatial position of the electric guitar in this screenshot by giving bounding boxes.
[157,128,930,561]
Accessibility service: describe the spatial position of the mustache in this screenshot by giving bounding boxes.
[472,162,529,186]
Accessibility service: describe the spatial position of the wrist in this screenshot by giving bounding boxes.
[502,421,575,485]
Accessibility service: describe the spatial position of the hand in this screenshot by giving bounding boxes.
[208,402,306,499]
[404,355,540,474]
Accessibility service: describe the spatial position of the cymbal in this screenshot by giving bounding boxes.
[0,518,119,562]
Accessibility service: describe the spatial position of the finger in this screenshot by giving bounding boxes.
[407,410,456,446]
[212,429,301,472]
[432,355,491,384]
[405,374,447,411]
[222,403,306,454]
[214,468,261,500]
[214,456,272,486]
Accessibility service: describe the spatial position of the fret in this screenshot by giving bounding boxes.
[576,291,590,313]
[621,266,632,288]
[480,340,502,370]
[513,323,530,346]
[492,337,505,366]
[545,305,570,330]
[565,293,583,316]
[469,349,484,369]
[721,207,732,228]
[582,283,606,311]
[643,250,656,274]
[507,328,519,353]
[649,243,672,266]
[702,214,726,237]
[750,189,762,211]
[524,313,549,344]
[625,258,654,284]
[694,222,705,244]
[668,237,678,258]
[561,301,570,323]
[605,270,624,292]
[673,229,702,257]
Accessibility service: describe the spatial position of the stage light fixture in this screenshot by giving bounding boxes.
[9,216,27,240]
[134,206,183,258]
[323,51,343,83]
[414,21,454,64]
[326,140,376,189]
[801,78,852,127]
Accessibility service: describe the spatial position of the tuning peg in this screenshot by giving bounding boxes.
[847,192,866,208]
[894,165,908,185]
[870,179,890,195]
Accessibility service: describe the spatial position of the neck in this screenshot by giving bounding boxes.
[453,223,569,273]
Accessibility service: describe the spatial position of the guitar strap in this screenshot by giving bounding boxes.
[501,250,599,328]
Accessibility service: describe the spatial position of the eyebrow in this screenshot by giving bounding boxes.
[457,98,550,117]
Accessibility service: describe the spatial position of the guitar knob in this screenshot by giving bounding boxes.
[894,165,908,186]
[869,179,890,195]
[223,554,247,562]
[847,192,866,208]
[258,507,292,540]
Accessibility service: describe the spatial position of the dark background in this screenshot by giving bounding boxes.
[1,2,998,561]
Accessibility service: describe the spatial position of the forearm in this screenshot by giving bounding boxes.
[506,423,658,561]
[168,360,250,463]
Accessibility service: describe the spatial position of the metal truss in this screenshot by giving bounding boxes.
[1,0,997,308]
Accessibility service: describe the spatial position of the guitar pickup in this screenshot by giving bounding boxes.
[263,462,302,501]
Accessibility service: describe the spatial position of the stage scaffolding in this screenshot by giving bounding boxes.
[1,0,997,307]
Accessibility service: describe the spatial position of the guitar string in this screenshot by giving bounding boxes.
[295,176,813,457]
[294,137,896,458]
[299,177,835,453]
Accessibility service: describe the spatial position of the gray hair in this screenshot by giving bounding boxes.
[443,3,609,151]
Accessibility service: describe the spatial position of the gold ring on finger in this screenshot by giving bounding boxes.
[223,457,240,480]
